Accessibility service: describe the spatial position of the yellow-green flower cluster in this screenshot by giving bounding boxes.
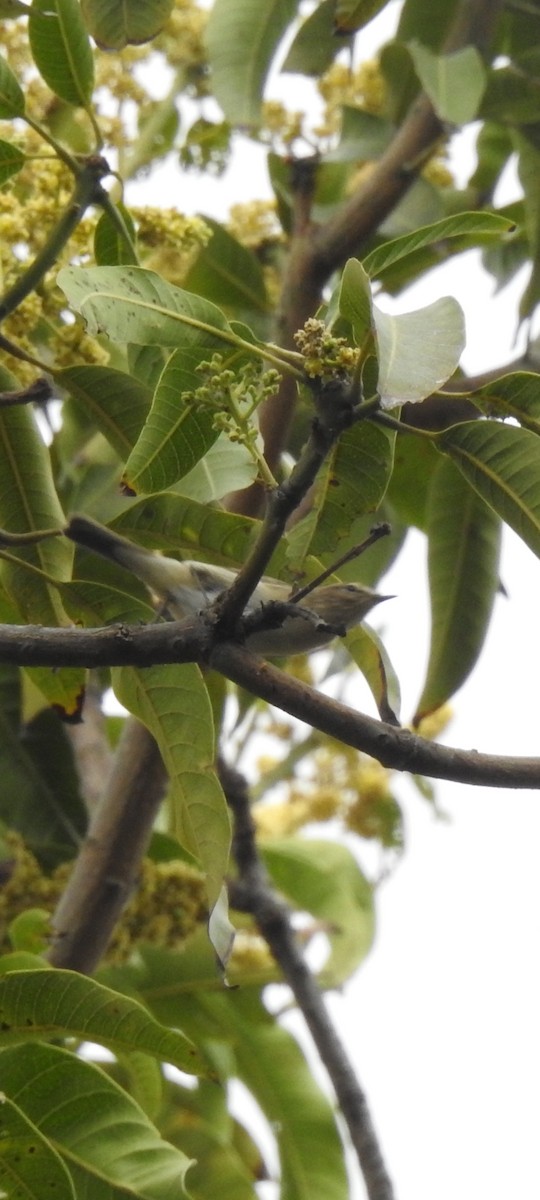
[0,832,207,964]
[154,0,209,77]
[294,318,358,379]
[228,200,283,250]
[316,59,387,139]
[261,99,304,147]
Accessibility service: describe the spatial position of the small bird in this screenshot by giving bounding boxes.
[65,514,392,656]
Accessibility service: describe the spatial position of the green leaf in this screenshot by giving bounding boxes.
[0,969,209,1077]
[112,665,231,913]
[106,493,259,568]
[178,435,257,503]
[0,1094,75,1200]
[325,106,394,163]
[0,0,29,14]
[0,53,25,117]
[29,0,94,108]
[108,959,350,1200]
[122,346,221,495]
[375,295,465,406]
[436,420,540,559]
[262,838,375,986]
[407,41,486,124]
[281,0,347,77]
[0,1042,192,1198]
[397,0,460,48]
[469,370,540,434]
[345,621,401,724]
[363,212,515,280]
[414,457,501,723]
[205,0,297,126]
[183,218,270,321]
[80,0,173,49]
[0,407,85,716]
[58,364,151,460]
[0,138,24,185]
[57,264,238,350]
[338,256,372,344]
[306,422,395,558]
[334,0,392,34]
[94,204,138,266]
[0,707,84,864]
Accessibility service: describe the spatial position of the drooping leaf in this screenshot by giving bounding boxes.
[407,41,486,124]
[112,665,231,915]
[205,0,298,125]
[80,0,173,49]
[0,407,85,716]
[0,968,209,1077]
[414,457,501,723]
[436,419,540,559]
[29,0,94,108]
[0,1042,192,1198]
[305,422,395,558]
[345,621,401,724]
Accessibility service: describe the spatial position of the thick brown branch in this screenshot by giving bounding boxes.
[222,758,394,1200]
[1,619,539,788]
[48,719,166,973]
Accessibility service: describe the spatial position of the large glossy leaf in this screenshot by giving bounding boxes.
[178,435,257,503]
[104,955,350,1200]
[436,420,540,559]
[363,212,514,280]
[375,295,465,407]
[414,457,501,723]
[57,265,239,351]
[305,422,395,557]
[0,1095,75,1200]
[0,969,208,1076]
[262,838,375,986]
[0,53,25,117]
[112,665,231,915]
[122,347,222,495]
[205,0,298,125]
[0,1042,192,1199]
[81,0,173,49]
[58,365,151,460]
[407,41,486,124]
[29,0,94,108]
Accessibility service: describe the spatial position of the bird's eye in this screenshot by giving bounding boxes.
[344,585,359,593]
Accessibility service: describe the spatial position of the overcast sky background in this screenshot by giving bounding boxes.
[123,4,540,1197]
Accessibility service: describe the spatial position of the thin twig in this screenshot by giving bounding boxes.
[221,758,395,1200]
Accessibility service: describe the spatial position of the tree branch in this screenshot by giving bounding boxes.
[1,619,540,788]
[48,719,167,973]
[222,758,395,1200]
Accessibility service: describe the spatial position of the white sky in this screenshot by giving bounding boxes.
[123,5,540,1198]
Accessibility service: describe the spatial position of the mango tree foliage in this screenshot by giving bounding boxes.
[0,1,539,1197]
